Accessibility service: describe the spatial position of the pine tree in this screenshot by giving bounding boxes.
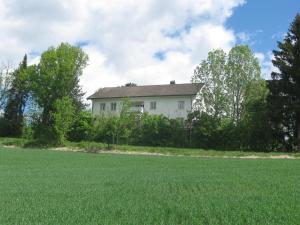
[4,55,29,136]
[269,14,300,151]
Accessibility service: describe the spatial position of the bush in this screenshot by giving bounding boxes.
[91,116,118,148]
[0,137,27,147]
[66,141,108,152]
[130,113,187,147]
[68,111,93,142]
[52,97,75,144]
[0,117,24,137]
[188,112,220,149]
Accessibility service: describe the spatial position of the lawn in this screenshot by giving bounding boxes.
[0,147,299,225]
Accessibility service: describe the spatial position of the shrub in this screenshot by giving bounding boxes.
[52,97,75,144]
[0,137,27,147]
[68,111,93,142]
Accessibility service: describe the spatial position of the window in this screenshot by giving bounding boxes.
[100,103,106,111]
[150,101,156,110]
[178,101,185,110]
[111,102,117,111]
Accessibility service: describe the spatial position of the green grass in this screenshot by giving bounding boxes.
[0,147,299,224]
[1,137,300,158]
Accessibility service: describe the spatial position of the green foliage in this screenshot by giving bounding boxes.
[3,55,30,137]
[68,111,93,142]
[226,45,261,123]
[130,113,186,147]
[52,97,75,144]
[268,14,300,151]
[188,111,219,148]
[28,43,88,144]
[66,141,107,153]
[22,123,34,140]
[89,108,187,148]
[92,115,118,148]
[30,43,88,126]
[192,49,227,118]
[191,45,275,151]
[240,80,274,151]
[91,100,137,147]
[0,62,12,110]
[0,137,27,147]
[192,45,261,124]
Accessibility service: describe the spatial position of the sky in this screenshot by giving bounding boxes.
[0,0,299,98]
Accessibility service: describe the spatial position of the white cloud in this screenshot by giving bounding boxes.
[237,32,250,42]
[0,0,245,98]
[255,51,278,79]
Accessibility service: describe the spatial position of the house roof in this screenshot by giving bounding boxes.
[87,83,203,99]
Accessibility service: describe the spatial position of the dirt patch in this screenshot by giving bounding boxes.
[3,145,18,148]
[238,154,295,159]
[50,147,82,152]
[2,145,297,159]
[270,155,295,159]
[101,150,297,159]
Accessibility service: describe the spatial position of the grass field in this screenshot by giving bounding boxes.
[0,147,299,225]
[1,137,300,158]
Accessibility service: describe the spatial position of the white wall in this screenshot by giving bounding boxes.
[91,96,195,119]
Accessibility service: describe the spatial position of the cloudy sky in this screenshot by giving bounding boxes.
[0,0,299,98]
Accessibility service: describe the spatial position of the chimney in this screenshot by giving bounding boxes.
[170,80,176,85]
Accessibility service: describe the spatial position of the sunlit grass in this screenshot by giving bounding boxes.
[0,147,299,224]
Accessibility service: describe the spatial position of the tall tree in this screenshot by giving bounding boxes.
[226,45,261,123]
[240,79,273,150]
[192,49,227,118]
[268,14,300,151]
[0,61,13,110]
[4,55,30,136]
[30,43,88,139]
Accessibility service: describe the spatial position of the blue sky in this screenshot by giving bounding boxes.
[227,0,300,54]
[0,0,299,96]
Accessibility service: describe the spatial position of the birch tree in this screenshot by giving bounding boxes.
[226,45,261,123]
[0,61,13,110]
[192,49,227,118]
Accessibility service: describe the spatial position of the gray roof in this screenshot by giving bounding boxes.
[87,83,203,99]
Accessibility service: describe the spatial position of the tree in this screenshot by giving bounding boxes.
[192,46,261,122]
[92,115,118,148]
[187,111,220,148]
[115,99,135,145]
[52,97,75,144]
[0,61,13,110]
[240,79,273,151]
[30,43,88,140]
[268,14,300,151]
[3,55,30,136]
[226,45,261,123]
[192,49,227,118]
[124,82,137,87]
[68,110,93,142]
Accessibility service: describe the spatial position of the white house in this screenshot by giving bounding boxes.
[87,82,203,119]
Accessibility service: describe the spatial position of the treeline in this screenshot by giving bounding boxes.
[0,43,88,145]
[0,14,299,152]
[65,107,273,151]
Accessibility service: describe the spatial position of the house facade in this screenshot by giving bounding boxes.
[87,82,203,119]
